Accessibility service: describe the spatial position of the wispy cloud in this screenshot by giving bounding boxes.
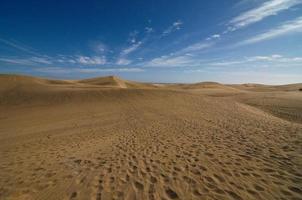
[143,40,214,67]
[0,57,36,65]
[0,38,42,56]
[120,41,143,56]
[209,54,302,67]
[145,27,154,33]
[55,55,108,65]
[0,56,53,65]
[0,39,109,66]
[0,55,107,66]
[116,58,132,65]
[116,30,146,65]
[144,55,195,67]
[233,0,264,8]
[76,67,144,73]
[35,67,144,74]
[183,69,206,73]
[196,0,302,52]
[75,55,106,65]
[209,60,247,66]
[162,20,183,37]
[29,57,53,64]
[228,0,302,31]
[179,42,214,53]
[238,16,302,45]
[206,34,221,41]
[116,42,143,65]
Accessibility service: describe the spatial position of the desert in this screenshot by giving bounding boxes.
[0,74,301,200]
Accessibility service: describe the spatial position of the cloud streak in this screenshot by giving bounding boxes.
[144,55,195,67]
[142,40,214,67]
[76,55,106,65]
[116,58,132,65]
[238,16,302,45]
[161,20,183,36]
[228,0,302,31]
[0,56,53,65]
[35,67,144,74]
[76,67,144,73]
[0,38,45,57]
[116,42,143,65]
[0,55,108,66]
[120,41,143,57]
[209,54,302,67]
[179,42,214,54]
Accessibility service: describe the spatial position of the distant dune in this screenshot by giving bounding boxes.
[0,74,301,200]
[78,75,158,89]
[230,83,302,92]
[1,74,301,91]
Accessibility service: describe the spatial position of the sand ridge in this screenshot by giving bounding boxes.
[0,74,302,200]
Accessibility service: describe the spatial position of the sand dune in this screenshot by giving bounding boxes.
[167,81,238,91]
[79,76,158,89]
[230,83,302,92]
[0,74,302,200]
[78,76,129,88]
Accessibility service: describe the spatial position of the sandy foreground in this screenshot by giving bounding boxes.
[0,75,301,200]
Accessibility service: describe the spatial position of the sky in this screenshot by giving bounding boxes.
[0,0,302,84]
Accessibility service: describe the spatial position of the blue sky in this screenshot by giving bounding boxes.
[0,0,302,84]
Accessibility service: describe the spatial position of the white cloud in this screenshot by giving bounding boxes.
[141,18,216,68]
[0,38,42,56]
[68,59,76,64]
[53,55,108,65]
[76,56,106,65]
[206,34,221,41]
[162,20,183,36]
[233,0,264,8]
[145,55,194,67]
[210,60,247,66]
[228,0,302,31]
[76,67,144,73]
[116,58,132,65]
[249,54,283,61]
[144,53,214,68]
[0,39,108,66]
[179,42,214,53]
[184,69,205,73]
[30,57,53,64]
[173,21,183,27]
[116,34,144,65]
[0,56,52,65]
[238,16,302,45]
[145,27,154,33]
[142,40,214,68]
[120,41,142,56]
[35,67,144,74]
[209,54,302,67]
[0,57,34,65]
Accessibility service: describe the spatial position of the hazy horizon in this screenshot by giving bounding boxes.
[1,0,302,84]
[2,72,302,86]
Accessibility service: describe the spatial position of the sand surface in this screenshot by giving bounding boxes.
[0,75,302,200]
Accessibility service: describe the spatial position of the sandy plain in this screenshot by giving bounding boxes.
[0,74,301,200]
